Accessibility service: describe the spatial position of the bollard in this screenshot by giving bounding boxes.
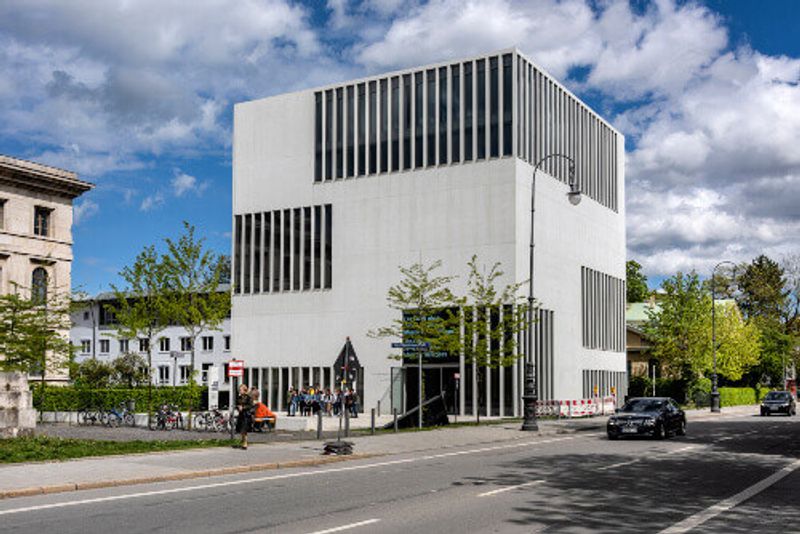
[316,409,323,440]
[377,400,381,418]
[371,408,376,435]
[344,409,350,437]
[393,408,398,433]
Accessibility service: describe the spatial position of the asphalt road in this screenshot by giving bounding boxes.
[2,412,799,533]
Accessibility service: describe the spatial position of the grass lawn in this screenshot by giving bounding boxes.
[0,436,238,464]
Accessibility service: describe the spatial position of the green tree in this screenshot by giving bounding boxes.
[369,260,458,358]
[111,353,149,388]
[626,260,650,302]
[714,302,761,381]
[737,255,787,322]
[644,272,711,380]
[106,245,173,423]
[455,255,528,421]
[162,222,231,383]
[0,285,74,376]
[71,358,114,389]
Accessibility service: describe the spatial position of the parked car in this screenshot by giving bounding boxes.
[760,391,796,416]
[607,397,686,440]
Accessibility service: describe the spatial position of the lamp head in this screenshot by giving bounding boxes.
[567,164,581,205]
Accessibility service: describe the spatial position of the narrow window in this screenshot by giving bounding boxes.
[263,212,271,292]
[160,337,170,352]
[243,214,252,293]
[314,92,322,182]
[403,74,412,170]
[31,267,48,304]
[283,208,291,291]
[380,78,388,173]
[391,76,400,172]
[324,204,332,289]
[357,83,366,176]
[346,85,354,177]
[119,339,129,353]
[464,62,473,161]
[439,66,448,165]
[325,90,333,181]
[293,207,301,291]
[233,215,242,294]
[253,213,261,293]
[335,88,343,178]
[476,59,486,160]
[415,72,423,168]
[34,206,51,237]
[303,206,312,290]
[369,81,377,174]
[272,210,281,291]
[503,54,513,156]
[224,335,231,351]
[427,69,436,166]
[489,56,499,158]
[451,64,460,163]
[313,205,322,289]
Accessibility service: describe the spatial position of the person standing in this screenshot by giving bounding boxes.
[235,383,254,449]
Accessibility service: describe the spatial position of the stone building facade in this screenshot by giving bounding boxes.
[0,155,93,382]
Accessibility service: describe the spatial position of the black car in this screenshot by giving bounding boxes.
[607,397,686,440]
[760,391,796,416]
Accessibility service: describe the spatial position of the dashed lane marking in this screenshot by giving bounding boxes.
[477,480,545,497]
[305,519,381,533]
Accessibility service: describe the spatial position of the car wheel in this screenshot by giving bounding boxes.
[607,432,618,441]
[653,423,665,440]
[676,419,686,436]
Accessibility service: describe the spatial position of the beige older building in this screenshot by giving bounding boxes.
[0,155,93,382]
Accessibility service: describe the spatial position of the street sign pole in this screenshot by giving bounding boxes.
[230,375,236,440]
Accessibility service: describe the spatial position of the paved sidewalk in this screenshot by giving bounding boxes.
[0,404,757,500]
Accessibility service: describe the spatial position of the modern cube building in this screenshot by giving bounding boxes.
[232,48,626,417]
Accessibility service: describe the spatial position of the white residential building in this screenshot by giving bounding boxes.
[71,290,232,388]
[232,48,626,416]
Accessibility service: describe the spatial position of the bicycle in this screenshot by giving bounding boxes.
[149,404,184,430]
[77,407,102,426]
[105,402,136,427]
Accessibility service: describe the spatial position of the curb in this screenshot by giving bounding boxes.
[0,452,377,501]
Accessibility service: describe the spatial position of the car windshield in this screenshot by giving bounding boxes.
[620,399,665,413]
[764,392,790,401]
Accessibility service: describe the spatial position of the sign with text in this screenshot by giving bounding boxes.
[391,342,430,350]
[208,365,220,410]
[227,359,244,378]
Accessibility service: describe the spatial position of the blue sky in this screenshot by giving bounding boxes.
[1,0,799,293]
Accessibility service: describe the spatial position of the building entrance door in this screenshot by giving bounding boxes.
[404,364,459,415]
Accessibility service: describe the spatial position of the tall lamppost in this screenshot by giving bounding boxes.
[522,154,582,431]
[710,260,737,413]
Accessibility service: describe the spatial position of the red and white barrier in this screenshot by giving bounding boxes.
[535,396,617,418]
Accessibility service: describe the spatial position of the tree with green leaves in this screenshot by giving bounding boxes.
[112,353,149,388]
[645,271,761,387]
[0,282,75,418]
[626,260,650,303]
[369,260,459,359]
[737,255,788,322]
[162,222,231,384]
[455,255,528,420]
[106,245,173,424]
[71,358,114,389]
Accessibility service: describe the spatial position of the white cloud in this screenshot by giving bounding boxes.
[139,192,164,212]
[171,171,208,197]
[73,198,99,225]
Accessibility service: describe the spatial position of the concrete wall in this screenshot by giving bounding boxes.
[0,372,36,438]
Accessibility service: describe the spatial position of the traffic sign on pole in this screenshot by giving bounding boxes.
[228,359,244,378]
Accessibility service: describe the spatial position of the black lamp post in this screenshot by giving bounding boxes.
[522,154,581,431]
[710,260,736,413]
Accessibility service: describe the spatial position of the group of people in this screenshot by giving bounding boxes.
[234,384,277,450]
[285,386,360,418]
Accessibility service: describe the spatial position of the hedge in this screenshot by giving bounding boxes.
[718,386,768,407]
[32,386,206,412]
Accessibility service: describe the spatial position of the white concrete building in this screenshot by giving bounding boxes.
[232,49,626,417]
[71,291,231,388]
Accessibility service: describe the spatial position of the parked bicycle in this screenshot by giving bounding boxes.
[104,402,136,427]
[192,409,231,432]
[77,407,104,426]
[149,404,184,431]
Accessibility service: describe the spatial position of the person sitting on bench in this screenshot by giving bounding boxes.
[252,401,277,432]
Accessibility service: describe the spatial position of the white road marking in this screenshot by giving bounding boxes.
[658,457,800,534]
[0,435,581,516]
[597,445,697,471]
[305,518,381,533]
[477,480,544,497]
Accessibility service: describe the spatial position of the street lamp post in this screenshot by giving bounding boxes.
[710,260,737,413]
[522,154,581,431]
